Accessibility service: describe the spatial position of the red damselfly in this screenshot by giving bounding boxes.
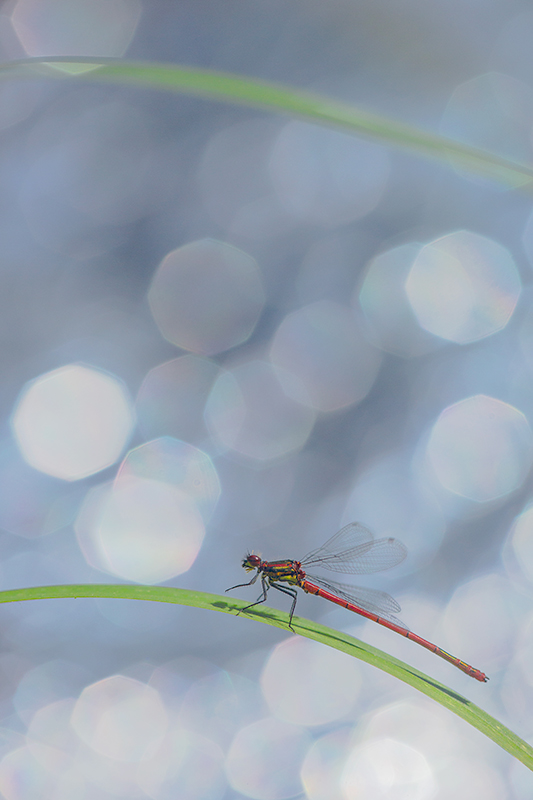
[226,522,488,682]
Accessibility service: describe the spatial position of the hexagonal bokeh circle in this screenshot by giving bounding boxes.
[75,475,205,583]
[11,0,141,58]
[148,238,265,356]
[11,364,135,481]
[406,230,521,344]
[427,394,533,502]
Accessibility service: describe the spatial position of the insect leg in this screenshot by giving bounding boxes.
[236,574,270,617]
[226,572,260,593]
[269,582,298,631]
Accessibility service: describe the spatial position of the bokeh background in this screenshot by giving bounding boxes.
[0,0,532,797]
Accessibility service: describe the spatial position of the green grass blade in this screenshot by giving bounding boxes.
[0,583,530,770]
[2,56,533,186]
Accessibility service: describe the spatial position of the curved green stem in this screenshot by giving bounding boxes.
[2,56,533,186]
[0,583,531,770]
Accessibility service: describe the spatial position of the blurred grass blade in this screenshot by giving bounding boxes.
[2,56,533,186]
[0,583,531,771]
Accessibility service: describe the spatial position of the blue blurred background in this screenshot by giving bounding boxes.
[0,0,532,797]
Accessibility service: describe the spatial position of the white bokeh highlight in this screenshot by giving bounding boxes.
[406,231,521,344]
[27,698,77,775]
[0,747,54,800]
[260,637,361,727]
[341,739,436,800]
[75,475,205,583]
[70,676,168,761]
[11,0,141,58]
[427,395,533,501]
[12,364,134,481]
[226,717,311,800]
[301,728,352,800]
[510,505,533,584]
[137,726,225,800]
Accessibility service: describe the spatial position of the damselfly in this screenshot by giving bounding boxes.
[226,522,488,682]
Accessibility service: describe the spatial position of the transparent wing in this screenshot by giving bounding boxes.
[306,573,408,629]
[301,522,407,574]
